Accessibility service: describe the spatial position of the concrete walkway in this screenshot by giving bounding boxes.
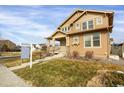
[9,53,64,71]
[100,58,124,66]
[0,64,30,87]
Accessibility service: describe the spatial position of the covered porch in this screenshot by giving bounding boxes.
[46,31,69,55]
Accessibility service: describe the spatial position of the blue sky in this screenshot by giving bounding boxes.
[0,5,124,45]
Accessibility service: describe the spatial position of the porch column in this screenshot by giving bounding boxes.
[52,38,55,54]
[66,36,69,46]
[47,39,50,53]
[47,39,50,47]
[52,38,55,47]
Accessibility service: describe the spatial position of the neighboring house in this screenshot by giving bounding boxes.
[32,44,47,51]
[0,39,16,51]
[47,9,114,58]
[111,43,124,58]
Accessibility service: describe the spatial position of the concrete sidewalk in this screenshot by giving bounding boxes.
[9,53,64,71]
[0,64,30,87]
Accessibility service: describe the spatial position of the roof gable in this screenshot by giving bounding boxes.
[58,10,83,29]
[71,10,114,25]
[52,31,66,37]
[57,10,114,28]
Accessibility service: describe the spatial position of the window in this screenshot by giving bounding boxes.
[75,23,80,29]
[62,27,70,32]
[83,20,94,30]
[88,20,93,29]
[72,36,79,44]
[82,22,87,30]
[65,27,67,32]
[93,33,100,47]
[84,33,101,48]
[67,26,70,31]
[84,35,91,47]
[96,17,102,25]
[62,28,64,32]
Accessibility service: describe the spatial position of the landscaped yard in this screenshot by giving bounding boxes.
[0,51,45,67]
[14,59,124,87]
[0,52,21,56]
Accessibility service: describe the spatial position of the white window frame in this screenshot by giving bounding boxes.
[82,20,94,31]
[84,32,101,48]
[84,34,92,48]
[96,17,103,25]
[88,20,94,30]
[82,21,88,31]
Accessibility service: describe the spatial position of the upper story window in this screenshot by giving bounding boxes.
[82,22,87,30]
[67,26,70,31]
[96,17,103,25]
[62,28,64,32]
[62,26,70,32]
[82,20,94,31]
[88,20,93,30]
[75,23,80,29]
[64,27,67,32]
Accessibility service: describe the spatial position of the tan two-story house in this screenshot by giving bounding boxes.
[47,10,114,58]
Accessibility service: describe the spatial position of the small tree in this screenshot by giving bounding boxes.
[72,51,79,59]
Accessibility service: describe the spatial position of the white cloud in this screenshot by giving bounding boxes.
[0,10,54,44]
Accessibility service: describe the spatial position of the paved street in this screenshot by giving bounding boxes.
[0,64,30,87]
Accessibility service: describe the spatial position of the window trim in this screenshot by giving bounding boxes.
[84,34,92,48]
[96,17,103,25]
[88,20,94,30]
[82,22,87,31]
[82,19,94,31]
[84,33,101,48]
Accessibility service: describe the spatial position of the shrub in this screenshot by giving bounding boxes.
[42,45,47,51]
[72,51,79,59]
[85,51,94,59]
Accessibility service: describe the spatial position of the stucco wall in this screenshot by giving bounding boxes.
[69,30,109,58]
[71,12,109,33]
[60,12,82,29]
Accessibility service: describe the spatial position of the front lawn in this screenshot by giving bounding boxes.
[14,59,124,87]
[0,51,44,67]
[0,52,21,56]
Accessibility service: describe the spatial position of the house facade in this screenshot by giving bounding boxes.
[47,10,114,58]
[0,39,16,52]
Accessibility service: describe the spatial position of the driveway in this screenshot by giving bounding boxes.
[101,58,124,66]
[0,64,30,87]
[110,58,124,66]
